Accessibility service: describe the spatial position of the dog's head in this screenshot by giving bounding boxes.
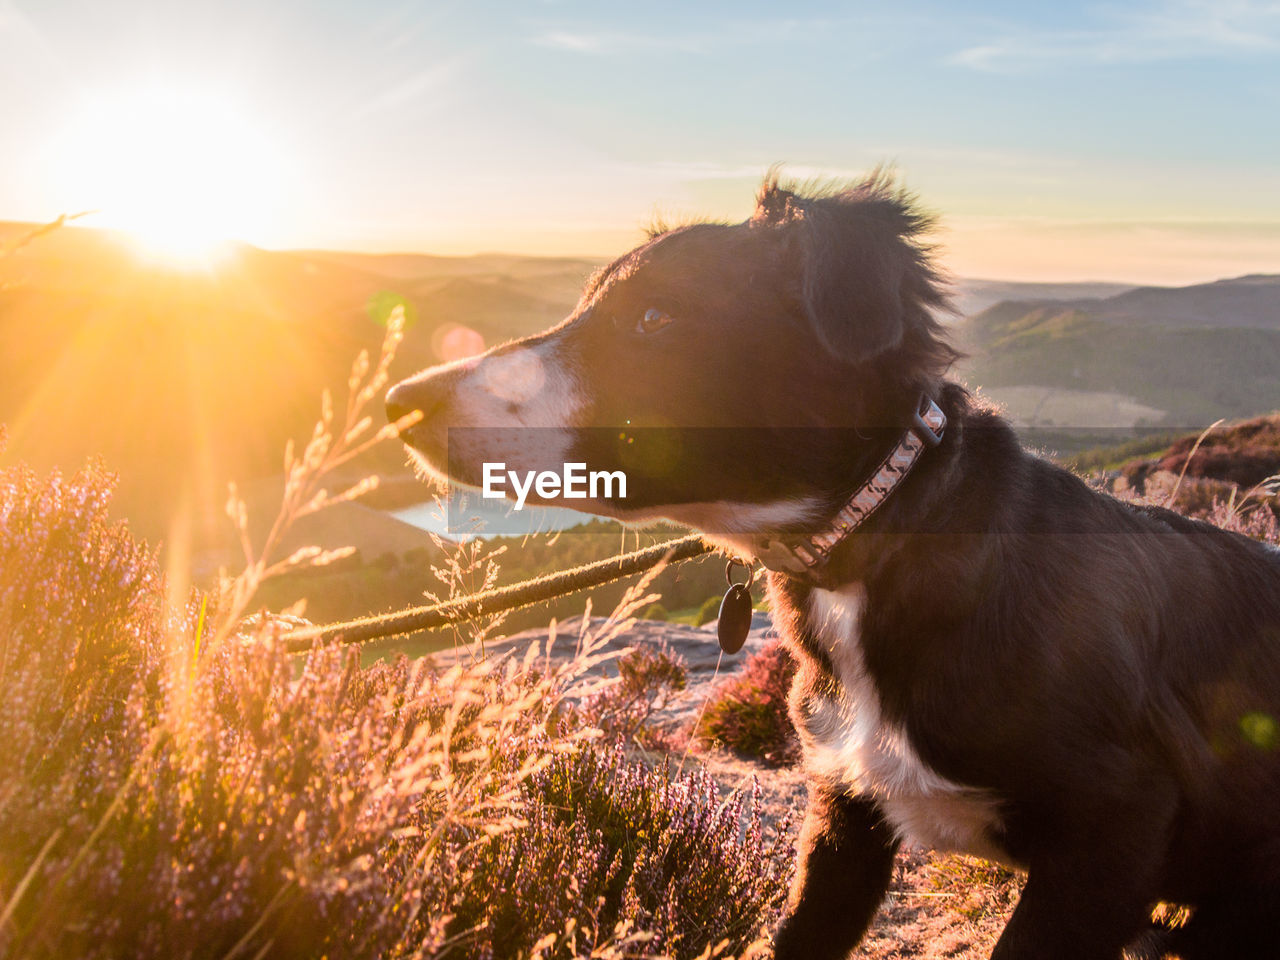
[386,173,958,537]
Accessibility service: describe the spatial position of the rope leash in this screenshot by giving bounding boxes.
[279,533,714,653]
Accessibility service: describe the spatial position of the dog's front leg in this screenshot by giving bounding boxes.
[773,787,899,960]
[989,866,1155,960]
[989,791,1177,960]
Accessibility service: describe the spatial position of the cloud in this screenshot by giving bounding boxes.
[534,30,609,53]
[608,159,911,190]
[351,59,461,116]
[949,0,1280,72]
[530,28,722,55]
[611,147,1079,189]
[528,17,835,57]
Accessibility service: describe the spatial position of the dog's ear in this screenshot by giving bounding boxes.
[797,197,908,363]
[754,178,916,364]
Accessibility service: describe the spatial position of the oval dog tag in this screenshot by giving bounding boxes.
[717,583,752,654]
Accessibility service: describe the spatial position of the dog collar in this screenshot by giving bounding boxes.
[748,395,947,580]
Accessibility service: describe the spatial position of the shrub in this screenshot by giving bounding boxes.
[0,458,168,935]
[0,312,793,958]
[448,743,793,958]
[0,314,794,960]
[0,453,793,957]
[1153,413,1280,488]
[641,601,668,621]
[0,454,540,956]
[697,640,798,765]
[579,644,687,748]
[694,594,722,627]
[1206,497,1280,543]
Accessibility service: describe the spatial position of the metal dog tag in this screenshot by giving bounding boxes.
[717,583,752,654]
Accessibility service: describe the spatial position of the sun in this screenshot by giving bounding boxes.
[48,82,292,266]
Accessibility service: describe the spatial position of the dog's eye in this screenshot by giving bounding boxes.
[634,308,675,335]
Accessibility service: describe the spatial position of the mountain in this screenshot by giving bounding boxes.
[959,275,1280,432]
[1052,274,1280,328]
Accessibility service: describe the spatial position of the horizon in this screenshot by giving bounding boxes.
[3,1,1279,284]
[5,214,1276,291]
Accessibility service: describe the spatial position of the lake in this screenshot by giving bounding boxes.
[391,491,604,540]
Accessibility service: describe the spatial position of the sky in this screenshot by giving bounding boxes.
[3,0,1280,282]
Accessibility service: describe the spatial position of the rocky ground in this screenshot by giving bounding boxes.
[432,613,1023,959]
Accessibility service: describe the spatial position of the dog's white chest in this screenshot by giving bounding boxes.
[801,585,1007,862]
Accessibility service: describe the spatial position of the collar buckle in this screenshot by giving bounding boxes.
[911,395,947,448]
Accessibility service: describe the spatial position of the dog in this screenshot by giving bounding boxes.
[386,173,1280,959]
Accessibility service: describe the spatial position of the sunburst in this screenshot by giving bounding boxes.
[47,82,292,267]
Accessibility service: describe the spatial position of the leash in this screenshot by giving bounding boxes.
[278,533,714,653]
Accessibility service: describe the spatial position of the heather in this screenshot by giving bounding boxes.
[0,341,790,959]
[450,744,791,959]
[696,641,798,766]
[1143,412,1280,489]
[0,451,562,956]
[578,644,688,750]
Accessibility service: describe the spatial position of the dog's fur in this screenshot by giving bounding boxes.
[387,173,1280,959]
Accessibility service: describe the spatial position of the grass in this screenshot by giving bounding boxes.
[925,857,1023,926]
[8,345,1280,958]
[0,310,791,959]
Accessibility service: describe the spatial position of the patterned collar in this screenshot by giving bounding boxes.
[748,395,947,581]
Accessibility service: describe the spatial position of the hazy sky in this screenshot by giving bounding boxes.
[4,0,1280,282]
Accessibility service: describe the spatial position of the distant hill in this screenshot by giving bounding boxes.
[1053,273,1280,328]
[947,278,1137,319]
[960,274,1280,430]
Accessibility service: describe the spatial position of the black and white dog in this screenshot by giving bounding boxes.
[386,174,1280,959]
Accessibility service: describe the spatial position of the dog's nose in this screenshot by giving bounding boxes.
[386,365,463,443]
[385,381,420,437]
